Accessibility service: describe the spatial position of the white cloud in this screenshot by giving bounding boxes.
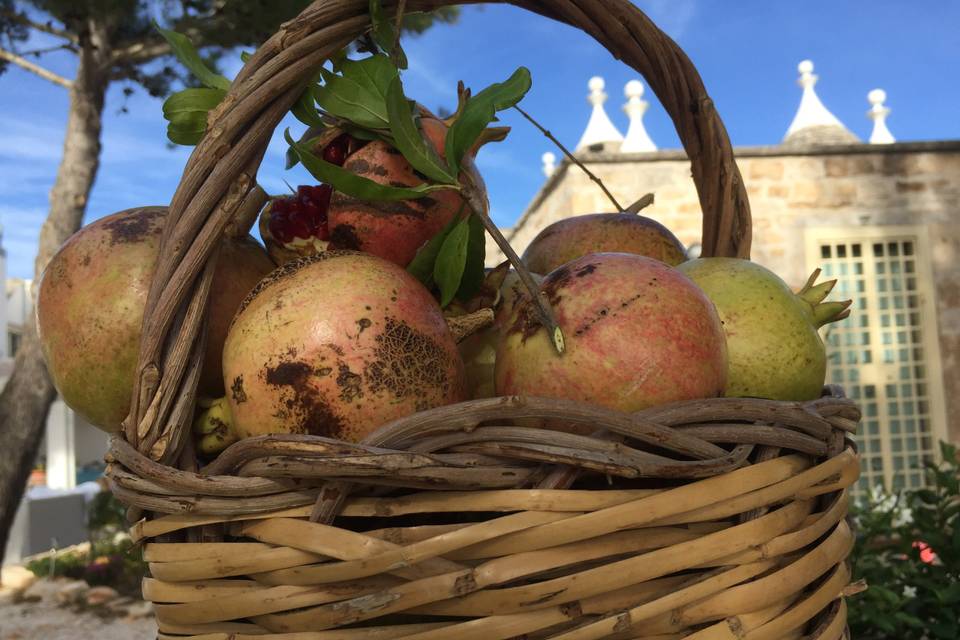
[0,119,67,162]
[0,204,46,279]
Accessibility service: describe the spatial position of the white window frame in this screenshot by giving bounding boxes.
[805,225,949,490]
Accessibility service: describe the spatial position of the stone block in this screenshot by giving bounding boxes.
[0,565,36,592]
[767,185,789,198]
[54,580,88,605]
[748,160,784,180]
[824,158,848,177]
[825,182,858,207]
[896,181,926,193]
[789,181,822,206]
[85,585,119,607]
[851,157,876,174]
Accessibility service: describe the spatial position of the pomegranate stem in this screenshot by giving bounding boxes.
[459,168,565,354]
[513,104,625,213]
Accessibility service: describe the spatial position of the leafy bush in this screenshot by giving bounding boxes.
[849,442,959,639]
[24,492,146,596]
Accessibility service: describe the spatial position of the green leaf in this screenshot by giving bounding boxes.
[407,214,461,287]
[286,130,451,201]
[456,214,486,301]
[434,216,470,307]
[162,87,226,117]
[315,55,397,129]
[369,0,408,69]
[291,84,325,128]
[153,22,231,91]
[240,51,252,63]
[385,76,455,183]
[445,67,531,175]
[162,87,226,146]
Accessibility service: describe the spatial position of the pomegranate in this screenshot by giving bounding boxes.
[258,134,353,265]
[495,253,727,429]
[458,268,544,399]
[215,251,466,443]
[677,258,852,401]
[522,213,687,275]
[326,117,468,267]
[36,207,274,432]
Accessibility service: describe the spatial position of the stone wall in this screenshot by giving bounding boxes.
[497,141,960,441]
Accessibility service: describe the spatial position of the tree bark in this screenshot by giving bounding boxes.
[0,24,110,571]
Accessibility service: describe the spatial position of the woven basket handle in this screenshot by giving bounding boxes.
[123,0,751,458]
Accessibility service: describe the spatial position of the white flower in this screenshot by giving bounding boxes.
[902,585,917,599]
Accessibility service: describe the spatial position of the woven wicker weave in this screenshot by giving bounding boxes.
[103,1,861,637]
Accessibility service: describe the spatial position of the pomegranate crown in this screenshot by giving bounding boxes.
[798,269,853,328]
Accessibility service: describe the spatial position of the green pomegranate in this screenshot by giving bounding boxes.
[677,258,851,401]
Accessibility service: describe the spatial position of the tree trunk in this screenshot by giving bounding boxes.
[0,28,109,571]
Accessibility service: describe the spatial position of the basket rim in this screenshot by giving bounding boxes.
[128,0,755,473]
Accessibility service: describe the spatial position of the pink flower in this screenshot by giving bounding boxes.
[913,541,937,564]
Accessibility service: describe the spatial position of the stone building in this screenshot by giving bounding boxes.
[494,62,960,493]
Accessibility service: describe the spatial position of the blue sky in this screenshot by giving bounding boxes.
[1,0,958,280]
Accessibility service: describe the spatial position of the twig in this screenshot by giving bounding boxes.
[0,47,72,88]
[626,193,655,213]
[513,104,625,213]
[393,0,407,53]
[458,165,565,354]
[20,43,77,57]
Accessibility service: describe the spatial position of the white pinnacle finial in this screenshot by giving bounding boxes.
[620,80,657,152]
[541,151,557,177]
[867,89,895,144]
[784,60,859,144]
[576,76,624,151]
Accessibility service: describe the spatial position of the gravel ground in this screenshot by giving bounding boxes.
[0,597,156,640]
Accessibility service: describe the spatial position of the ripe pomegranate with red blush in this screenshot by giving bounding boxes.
[495,253,728,433]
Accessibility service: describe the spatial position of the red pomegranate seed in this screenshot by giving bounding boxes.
[322,134,351,166]
[268,208,294,243]
[285,209,313,240]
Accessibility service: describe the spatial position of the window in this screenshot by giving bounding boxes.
[807,228,948,493]
[8,331,21,358]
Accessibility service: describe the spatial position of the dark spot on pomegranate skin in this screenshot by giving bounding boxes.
[509,297,544,344]
[231,375,247,403]
[329,224,362,250]
[365,318,452,399]
[336,362,364,403]
[264,360,345,437]
[81,254,91,266]
[575,263,597,277]
[356,318,372,334]
[101,208,163,245]
[345,158,389,177]
[330,192,426,219]
[265,361,312,386]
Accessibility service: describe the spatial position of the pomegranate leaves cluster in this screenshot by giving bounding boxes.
[155,22,231,145]
[285,48,532,308]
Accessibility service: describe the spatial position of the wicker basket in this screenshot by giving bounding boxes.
[104,1,862,638]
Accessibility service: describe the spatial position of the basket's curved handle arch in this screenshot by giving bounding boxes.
[124,0,751,457]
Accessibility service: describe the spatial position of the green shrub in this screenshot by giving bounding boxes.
[24,492,146,596]
[848,442,959,639]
